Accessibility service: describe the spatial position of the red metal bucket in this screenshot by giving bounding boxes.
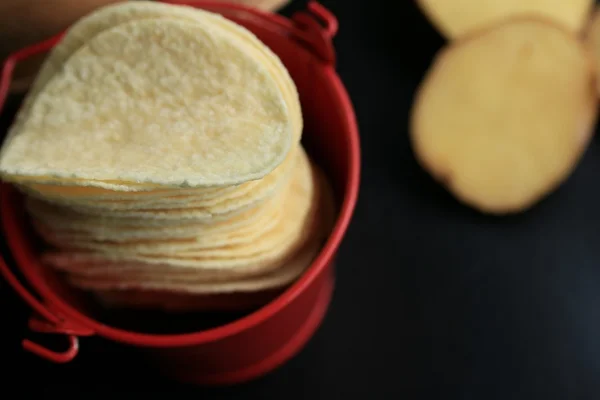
[0,1,360,386]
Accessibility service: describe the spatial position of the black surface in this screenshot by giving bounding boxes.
[2,0,600,397]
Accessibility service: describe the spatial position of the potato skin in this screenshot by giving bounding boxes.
[0,0,125,59]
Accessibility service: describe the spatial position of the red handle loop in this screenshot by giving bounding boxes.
[22,336,79,364]
[296,2,339,39]
[307,1,338,39]
[290,2,337,65]
[0,255,85,363]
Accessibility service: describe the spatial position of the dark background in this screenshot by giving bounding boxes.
[2,0,600,397]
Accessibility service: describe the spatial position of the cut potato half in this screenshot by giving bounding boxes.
[417,0,594,39]
[410,18,597,214]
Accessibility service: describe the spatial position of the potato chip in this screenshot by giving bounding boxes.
[33,208,281,253]
[21,1,301,139]
[38,146,298,222]
[30,151,304,252]
[31,145,298,213]
[41,147,318,273]
[417,0,594,39]
[410,18,597,214]
[20,180,241,202]
[25,182,280,235]
[585,7,600,95]
[3,1,301,193]
[0,17,293,188]
[66,241,319,294]
[52,164,336,294]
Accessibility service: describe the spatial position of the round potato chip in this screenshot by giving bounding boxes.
[65,240,320,294]
[25,179,281,235]
[33,145,299,215]
[3,1,301,193]
[32,198,282,250]
[48,163,336,293]
[30,151,304,251]
[42,146,315,266]
[0,17,293,188]
[42,152,328,277]
[19,180,242,201]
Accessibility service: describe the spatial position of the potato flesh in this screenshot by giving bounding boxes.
[411,19,597,214]
[417,0,594,38]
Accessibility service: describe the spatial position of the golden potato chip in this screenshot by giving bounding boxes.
[21,1,301,141]
[0,17,293,188]
[41,146,317,271]
[33,203,280,244]
[52,164,336,294]
[29,183,282,240]
[33,208,281,253]
[45,155,321,274]
[65,241,320,294]
[32,145,298,214]
[25,181,280,236]
[20,180,241,202]
[4,1,301,193]
[410,18,597,214]
[417,0,594,38]
[38,145,298,222]
[30,152,304,252]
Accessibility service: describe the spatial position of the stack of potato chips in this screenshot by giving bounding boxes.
[0,2,334,311]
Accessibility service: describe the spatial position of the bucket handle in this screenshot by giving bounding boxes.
[0,256,92,363]
[1,40,88,363]
[291,1,338,65]
[22,334,79,364]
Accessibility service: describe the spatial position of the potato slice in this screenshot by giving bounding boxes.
[417,0,594,39]
[585,7,600,95]
[410,18,597,214]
